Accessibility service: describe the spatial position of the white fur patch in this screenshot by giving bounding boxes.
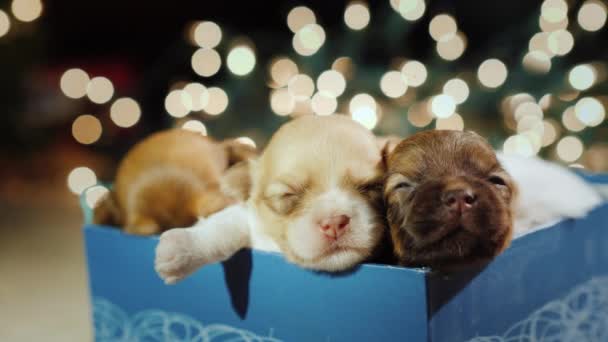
[498,153,603,238]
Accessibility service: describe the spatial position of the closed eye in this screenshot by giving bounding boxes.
[488,176,506,186]
[393,182,411,190]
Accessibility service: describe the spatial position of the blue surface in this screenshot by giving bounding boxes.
[84,226,428,341]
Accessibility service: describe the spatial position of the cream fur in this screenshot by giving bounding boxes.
[498,153,603,238]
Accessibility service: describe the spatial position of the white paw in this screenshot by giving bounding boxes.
[155,229,204,285]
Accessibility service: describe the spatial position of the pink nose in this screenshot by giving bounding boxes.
[319,215,351,240]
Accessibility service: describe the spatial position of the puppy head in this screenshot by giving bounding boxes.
[385,130,516,270]
[250,115,386,272]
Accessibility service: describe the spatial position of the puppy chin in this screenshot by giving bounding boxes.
[284,189,379,271]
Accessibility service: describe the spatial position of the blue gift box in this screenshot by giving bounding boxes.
[83,175,608,342]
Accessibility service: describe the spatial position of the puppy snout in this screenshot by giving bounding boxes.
[319,215,350,240]
[442,188,477,212]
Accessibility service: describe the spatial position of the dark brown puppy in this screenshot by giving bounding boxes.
[384,130,517,270]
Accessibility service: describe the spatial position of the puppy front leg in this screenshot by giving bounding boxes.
[155,204,251,284]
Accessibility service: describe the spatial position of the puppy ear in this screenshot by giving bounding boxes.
[221,139,258,166]
[220,159,255,201]
[376,135,401,170]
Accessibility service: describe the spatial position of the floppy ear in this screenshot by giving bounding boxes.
[220,159,256,201]
[221,139,259,166]
[376,135,401,170]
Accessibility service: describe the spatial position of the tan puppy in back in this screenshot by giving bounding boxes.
[155,115,390,284]
[94,129,257,235]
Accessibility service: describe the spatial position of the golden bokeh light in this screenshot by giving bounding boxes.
[541,119,559,147]
[400,60,427,87]
[270,88,295,116]
[344,2,370,30]
[350,93,376,113]
[288,74,315,100]
[541,0,568,23]
[522,51,551,74]
[204,87,229,115]
[0,10,10,37]
[84,185,109,209]
[332,56,353,74]
[547,29,574,56]
[236,136,256,148]
[110,97,141,128]
[183,82,210,111]
[181,120,208,135]
[398,0,426,21]
[430,94,456,118]
[558,90,580,102]
[317,70,346,98]
[562,106,586,132]
[436,113,464,131]
[568,64,596,91]
[514,102,543,121]
[556,136,584,162]
[503,135,536,157]
[11,0,42,22]
[165,90,191,118]
[293,24,326,56]
[529,32,555,57]
[270,58,299,87]
[193,21,222,49]
[350,93,378,129]
[311,92,338,116]
[508,93,536,113]
[67,167,97,195]
[575,97,605,127]
[578,0,607,32]
[292,99,314,116]
[517,115,544,134]
[72,114,102,145]
[287,6,316,33]
[429,14,457,42]
[407,101,433,127]
[477,59,508,88]
[86,77,114,104]
[351,107,378,130]
[540,16,568,32]
[436,32,466,61]
[442,78,469,104]
[60,68,90,99]
[539,93,553,110]
[380,71,408,98]
[191,48,221,77]
[227,46,256,76]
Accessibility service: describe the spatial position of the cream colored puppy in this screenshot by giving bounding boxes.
[155,115,387,284]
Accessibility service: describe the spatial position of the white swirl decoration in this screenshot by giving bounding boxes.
[92,297,282,342]
[467,276,608,342]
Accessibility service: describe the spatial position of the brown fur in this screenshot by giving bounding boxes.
[384,130,517,270]
[93,129,257,235]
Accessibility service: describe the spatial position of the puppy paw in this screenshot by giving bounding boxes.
[155,229,204,284]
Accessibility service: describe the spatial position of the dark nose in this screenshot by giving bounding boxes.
[442,188,477,212]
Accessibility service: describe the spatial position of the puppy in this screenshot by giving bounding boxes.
[385,130,516,269]
[155,115,389,284]
[93,129,257,235]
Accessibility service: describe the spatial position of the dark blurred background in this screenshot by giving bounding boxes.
[0,0,606,340]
